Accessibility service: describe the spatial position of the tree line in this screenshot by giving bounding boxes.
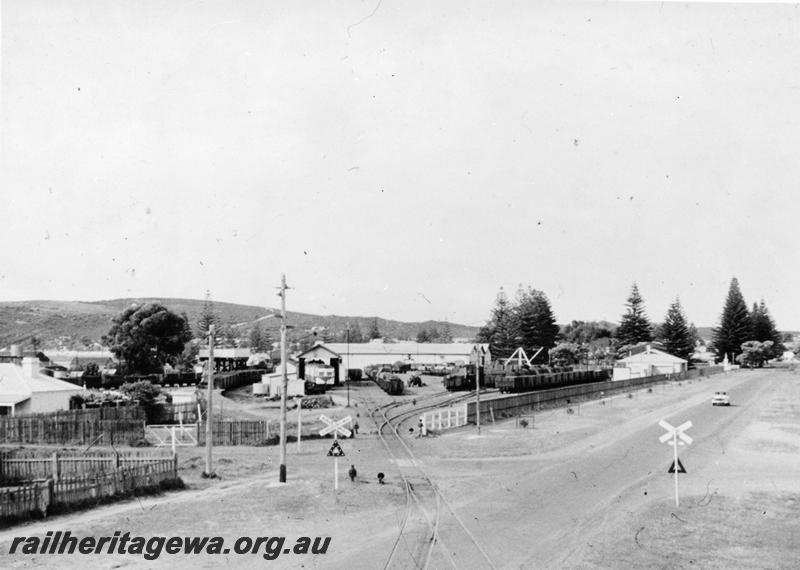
[475,277,787,368]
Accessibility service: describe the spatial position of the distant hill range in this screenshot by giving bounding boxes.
[0,298,482,350]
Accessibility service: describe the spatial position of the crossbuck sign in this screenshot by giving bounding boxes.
[319,415,352,438]
[319,415,352,491]
[659,419,692,507]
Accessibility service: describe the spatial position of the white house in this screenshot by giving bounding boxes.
[297,341,491,382]
[256,359,304,398]
[613,345,687,381]
[0,357,84,416]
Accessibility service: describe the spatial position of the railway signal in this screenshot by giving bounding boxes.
[659,419,692,507]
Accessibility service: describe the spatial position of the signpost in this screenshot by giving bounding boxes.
[659,419,692,507]
[319,416,352,490]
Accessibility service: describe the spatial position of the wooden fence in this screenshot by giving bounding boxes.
[0,456,179,523]
[0,407,146,446]
[197,420,275,446]
[0,449,174,484]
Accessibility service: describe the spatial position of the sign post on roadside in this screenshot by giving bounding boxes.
[319,415,352,491]
[659,419,692,507]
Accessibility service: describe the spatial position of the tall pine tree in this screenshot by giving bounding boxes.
[750,299,782,360]
[515,286,559,360]
[712,277,751,362]
[196,290,219,338]
[657,298,693,361]
[616,283,654,346]
[476,288,518,359]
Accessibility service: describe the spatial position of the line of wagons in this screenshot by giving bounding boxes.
[443,364,611,393]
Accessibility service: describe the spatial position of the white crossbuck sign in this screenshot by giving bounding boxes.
[658,419,693,507]
[659,420,693,445]
[319,415,352,438]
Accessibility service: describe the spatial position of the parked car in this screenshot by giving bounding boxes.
[712,392,731,406]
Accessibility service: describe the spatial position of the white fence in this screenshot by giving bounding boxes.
[144,424,198,448]
[422,404,468,432]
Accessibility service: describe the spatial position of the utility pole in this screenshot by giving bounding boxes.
[278,275,289,483]
[475,351,481,435]
[346,323,350,408]
[204,324,215,476]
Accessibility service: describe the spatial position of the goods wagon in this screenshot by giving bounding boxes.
[495,367,611,394]
[376,373,404,395]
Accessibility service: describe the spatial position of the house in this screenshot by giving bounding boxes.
[613,345,687,381]
[0,357,84,416]
[255,358,304,398]
[297,341,491,383]
[46,350,116,373]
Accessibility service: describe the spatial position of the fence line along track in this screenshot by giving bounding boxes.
[370,392,496,570]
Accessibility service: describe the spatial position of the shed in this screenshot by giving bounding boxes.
[0,358,84,416]
[613,345,687,381]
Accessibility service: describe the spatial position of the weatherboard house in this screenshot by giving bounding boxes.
[0,357,83,416]
[612,345,687,381]
[297,341,491,383]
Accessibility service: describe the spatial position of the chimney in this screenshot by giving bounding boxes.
[21,357,39,378]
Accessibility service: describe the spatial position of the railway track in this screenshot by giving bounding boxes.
[369,392,496,570]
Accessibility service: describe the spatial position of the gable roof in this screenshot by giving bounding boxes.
[617,346,687,364]
[0,363,82,406]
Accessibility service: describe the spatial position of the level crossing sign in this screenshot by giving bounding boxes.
[319,415,352,439]
[327,440,345,457]
[658,419,693,507]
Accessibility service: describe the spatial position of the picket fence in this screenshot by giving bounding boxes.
[0,453,178,523]
[197,420,275,446]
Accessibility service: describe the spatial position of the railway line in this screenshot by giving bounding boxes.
[369,391,496,570]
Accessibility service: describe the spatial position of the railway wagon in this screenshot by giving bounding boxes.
[376,374,404,396]
[496,367,611,394]
[442,364,481,391]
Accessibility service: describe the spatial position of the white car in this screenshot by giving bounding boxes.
[712,392,731,406]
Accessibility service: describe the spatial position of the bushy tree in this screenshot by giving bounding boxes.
[416,328,431,343]
[712,277,751,362]
[440,321,453,343]
[737,341,774,368]
[103,303,192,374]
[344,323,364,344]
[515,286,559,360]
[549,343,586,367]
[559,321,613,344]
[657,298,694,361]
[616,283,653,346]
[476,288,518,360]
[248,323,273,352]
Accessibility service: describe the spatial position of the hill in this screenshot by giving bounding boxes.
[0,298,481,350]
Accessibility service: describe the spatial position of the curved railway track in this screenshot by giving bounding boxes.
[369,391,497,570]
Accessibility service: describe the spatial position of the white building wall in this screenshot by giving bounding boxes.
[28,389,81,414]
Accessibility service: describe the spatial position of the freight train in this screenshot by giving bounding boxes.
[443,364,610,393]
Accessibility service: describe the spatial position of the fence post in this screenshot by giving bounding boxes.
[50,452,59,483]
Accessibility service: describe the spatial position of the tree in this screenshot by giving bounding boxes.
[749,300,783,360]
[515,286,559,359]
[368,318,381,340]
[549,343,586,367]
[196,290,219,338]
[736,341,774,368]
[416,328,431,343]
[343,323,364,344]
[102,303,193,374]
[712,277,751,362]
[615,283,653,346]
[248,323,273,353]
[657,298,694,361]
[476,288,518,360]
[559,321,613,344]
[440,321,453,343]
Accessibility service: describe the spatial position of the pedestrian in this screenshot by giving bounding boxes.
[353,421,359,435]
[348,464,357,482]
[417,418,424,438]
[377,472,385,484]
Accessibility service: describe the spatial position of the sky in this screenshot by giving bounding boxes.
[2,1,800,330]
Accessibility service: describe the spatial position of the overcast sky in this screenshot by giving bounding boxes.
[2,1,799,330]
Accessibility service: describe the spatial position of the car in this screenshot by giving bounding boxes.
[712,392,731,406]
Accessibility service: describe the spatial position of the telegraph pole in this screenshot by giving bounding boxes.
[204,324,215,476]
[278,275,289,483]
[346,323,350,408]
[475,352,481,435]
